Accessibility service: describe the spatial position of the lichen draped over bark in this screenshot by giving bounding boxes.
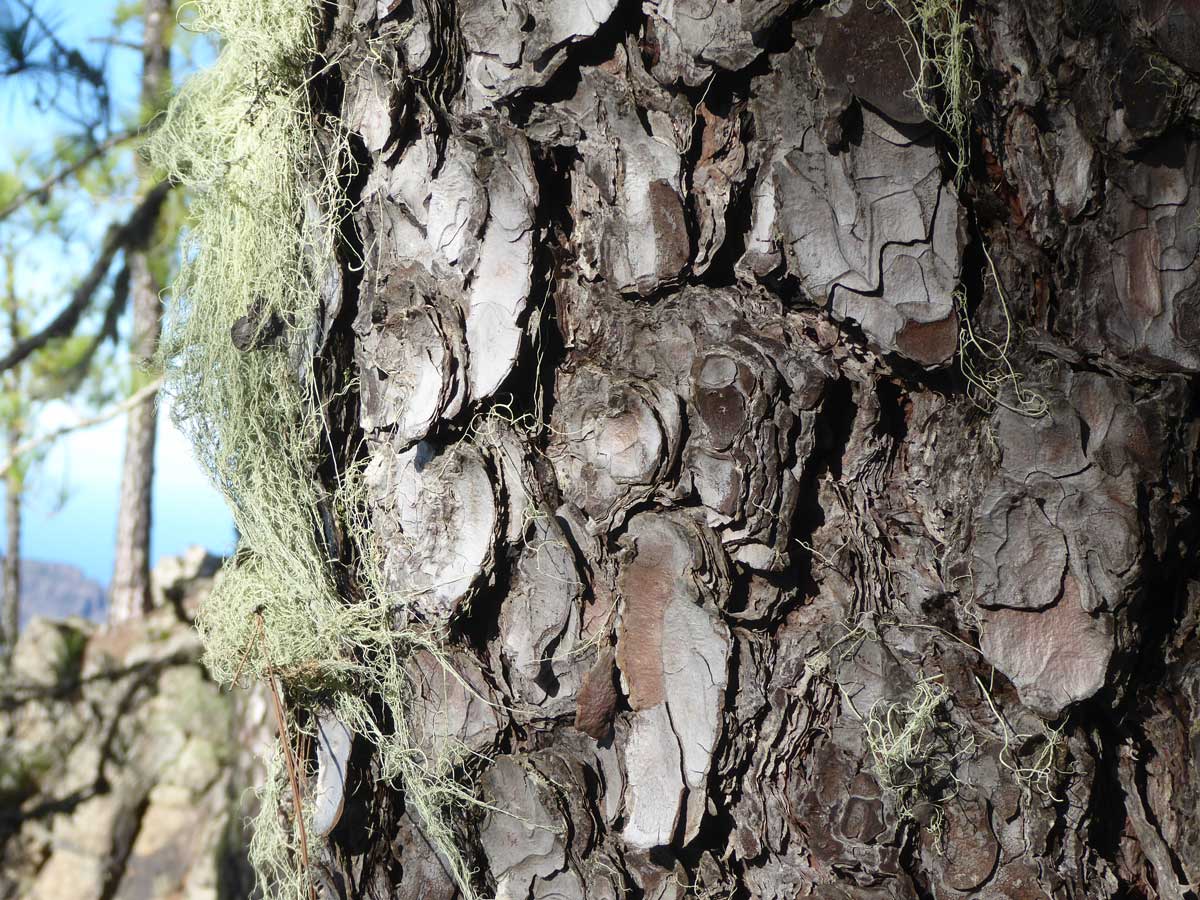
[158,0,1200,897]
[146,2,481,897]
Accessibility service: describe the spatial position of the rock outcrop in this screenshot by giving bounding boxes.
[0,551,263,900]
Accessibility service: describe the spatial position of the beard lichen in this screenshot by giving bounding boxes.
[874,0,979,186]
[146,2,481,897]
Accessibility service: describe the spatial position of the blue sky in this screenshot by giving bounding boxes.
[3,0,233,586]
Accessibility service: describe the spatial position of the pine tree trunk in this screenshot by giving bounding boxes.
[2,259,19,662]
[109,0,172,625]
[309,1,1200,896]
[108,255,159,623]
[3,434,21,661]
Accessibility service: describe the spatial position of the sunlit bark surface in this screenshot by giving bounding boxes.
[311,1,1200,896]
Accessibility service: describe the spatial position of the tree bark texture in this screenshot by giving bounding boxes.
[310,1,1200,897]
[109,0,172,624]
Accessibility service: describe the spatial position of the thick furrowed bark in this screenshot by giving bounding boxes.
[307,1,1200,896]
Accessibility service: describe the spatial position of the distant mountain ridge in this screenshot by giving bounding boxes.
[1,558,107,628]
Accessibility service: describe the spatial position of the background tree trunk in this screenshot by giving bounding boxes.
[309,0,1200,896]
[2,254,20,663]
[3,460,20,661]
[109,0,172,625]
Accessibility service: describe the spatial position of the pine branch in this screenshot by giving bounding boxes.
[0,375,162,477]
[0,129,138,223]
[0,179,172,376]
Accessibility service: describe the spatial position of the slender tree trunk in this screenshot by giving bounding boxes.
[109,0,171,624]
[108,256,158,622]
[1,255,19,663]
[3,456,20,657]
[292,0,1200,896]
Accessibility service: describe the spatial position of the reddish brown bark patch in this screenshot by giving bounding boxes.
[895,313,959,368]
[616,534,676,710]
[575,648,619,740]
